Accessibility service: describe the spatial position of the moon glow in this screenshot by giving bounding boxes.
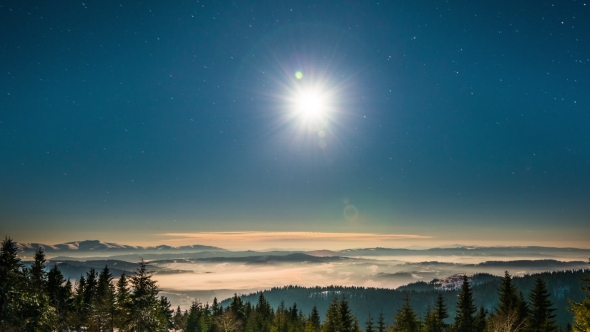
[295,90,327,119]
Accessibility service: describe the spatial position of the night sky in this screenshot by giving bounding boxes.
[1,1,588,248]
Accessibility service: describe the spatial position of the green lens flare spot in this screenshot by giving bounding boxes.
[295,71,303,79]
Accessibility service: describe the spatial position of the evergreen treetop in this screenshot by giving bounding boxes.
[497,270,519,315]
[365,313,374,332]
[454,275,476,332]
[340,297,354,332]
[310,304,321,330]
[435,292,448,324]
[529,277,558,332]
[377,310,386,332]
[29,246,47,292]
[392,293,419,332]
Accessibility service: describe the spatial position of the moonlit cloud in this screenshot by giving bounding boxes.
[161,231,431,241]
[151,254,589,308]
[158,232,433,250]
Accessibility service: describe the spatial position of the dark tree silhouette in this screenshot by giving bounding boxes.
[454,276,476,332]
[529,277,558,332]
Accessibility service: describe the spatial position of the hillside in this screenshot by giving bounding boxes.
[222,269,587,329]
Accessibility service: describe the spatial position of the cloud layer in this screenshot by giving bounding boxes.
[158,231,433,250]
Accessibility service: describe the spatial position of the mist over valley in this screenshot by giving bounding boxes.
[20,240,589,310]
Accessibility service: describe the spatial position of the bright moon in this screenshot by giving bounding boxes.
[282,71,339,128]
[295,90,326,118]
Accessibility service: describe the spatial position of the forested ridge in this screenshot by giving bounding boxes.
[2,237,589,332]
[233,270,587,329]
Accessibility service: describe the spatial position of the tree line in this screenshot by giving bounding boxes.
[233,270,587,329]
[1,236,589,332]
[0,237,172,331]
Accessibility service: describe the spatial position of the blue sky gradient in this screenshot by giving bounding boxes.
[1,0,588,247]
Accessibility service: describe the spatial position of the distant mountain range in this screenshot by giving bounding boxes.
[16,240,225,253]
[337,246,590,258]
[16,240,590,262]
[155,253,350,264]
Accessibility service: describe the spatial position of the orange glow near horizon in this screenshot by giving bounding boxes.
[156,231,433,250]
[9,228,590,251]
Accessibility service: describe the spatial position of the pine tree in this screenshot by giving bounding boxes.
[23,245,55,332]
[29,246,47,292]
[305,318,318,332]
[529,277,557,332]
[273,301,289,332]
[291,302,299,322]
[352,317,361,332]
[392,293,419,332]
[230,294,243,316]
[129,259,162,331]
[434,292,449,332]
[186,301,202,332]
[96,265,116,331]
[0,236,27,331]
[157,295,174,330]
[73,275,87,330]
[208,303,220,332]
[47,265,73,331]
[323,297,341,332]
[340,297,354,332]
[252,293,273,332]
[365,313,375,332]
[299,307,308,332]
[454,276,476,332]
[473,307,487,332]
[229,293,245,323]
[212,297,223,316]
[47,264,73,331]
[46,264,65,304]
[487,272,527,332]
[498,271,519,316]
[570,259,590,332]
[244,301,252,321]
[174,305,187,331]
[423,308,441,332]
[435,293,448,329]
[257,293,273,320]
[83,268,98,330]
[310,305,321,331]
[377,311,386,332]
[516,290,530,327]
[115,273,132,330]
[84,268,98,307]
[62,280,74,328]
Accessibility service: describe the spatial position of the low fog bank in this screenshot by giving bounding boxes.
[47,245,590,262]
[37,246,590,310]
[151,258,587,308]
